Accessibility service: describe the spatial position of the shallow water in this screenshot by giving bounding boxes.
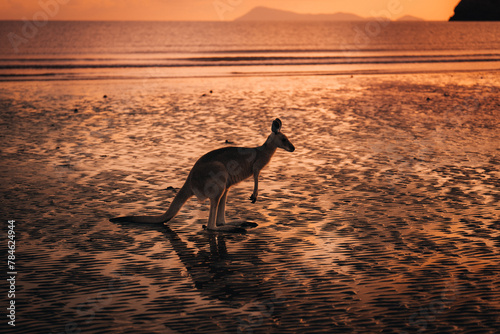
[1,72,499,333]
[1,21,500,80]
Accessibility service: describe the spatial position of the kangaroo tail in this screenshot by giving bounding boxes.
[110,183,193,224]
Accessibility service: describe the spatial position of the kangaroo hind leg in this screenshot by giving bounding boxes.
[205,189,246,233]
[206,193,221,231]
[216,188,229,227]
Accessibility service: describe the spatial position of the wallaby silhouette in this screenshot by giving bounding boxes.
[110,118,295,231]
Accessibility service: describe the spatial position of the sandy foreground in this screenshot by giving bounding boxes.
[1,71,499,333]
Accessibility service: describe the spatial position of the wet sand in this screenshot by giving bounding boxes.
[1,71,499,333]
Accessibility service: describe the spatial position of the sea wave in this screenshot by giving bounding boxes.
[1,50,499,82]
[1,53,499,70]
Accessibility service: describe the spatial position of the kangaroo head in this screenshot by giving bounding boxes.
[269,118,295,152]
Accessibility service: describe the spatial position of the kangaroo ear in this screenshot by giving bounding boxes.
[271,118,282,134]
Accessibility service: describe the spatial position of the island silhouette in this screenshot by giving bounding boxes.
[235,6,424,22]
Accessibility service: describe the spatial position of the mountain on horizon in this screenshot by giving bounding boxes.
[235,6,366,22]
[234,6,424,22]
[397,15,425,21]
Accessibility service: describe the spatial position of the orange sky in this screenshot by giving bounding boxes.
[0,0,460,21]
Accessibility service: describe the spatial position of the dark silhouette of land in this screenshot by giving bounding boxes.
[235,6,424,22]
[449,0,500,21]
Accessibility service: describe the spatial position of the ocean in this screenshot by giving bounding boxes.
[1,20,500,80]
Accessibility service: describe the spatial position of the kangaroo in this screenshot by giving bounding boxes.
[110,118,295,231]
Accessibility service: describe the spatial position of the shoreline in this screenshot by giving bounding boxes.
[1,66,500,83]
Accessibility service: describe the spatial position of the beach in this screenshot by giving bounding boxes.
[1,70,499,333]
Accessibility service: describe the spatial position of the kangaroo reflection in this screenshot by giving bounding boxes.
[161,225,280,305]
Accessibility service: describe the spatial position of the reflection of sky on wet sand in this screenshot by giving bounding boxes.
[1,72,499,332]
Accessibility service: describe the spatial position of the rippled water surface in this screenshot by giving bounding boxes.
[1,21,499,80]
[1,72,499,333]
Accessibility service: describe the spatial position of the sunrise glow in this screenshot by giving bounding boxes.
[0,0,460,21]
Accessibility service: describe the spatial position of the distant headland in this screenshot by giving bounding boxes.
[449,0,500,21]
[234,6,424,22]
